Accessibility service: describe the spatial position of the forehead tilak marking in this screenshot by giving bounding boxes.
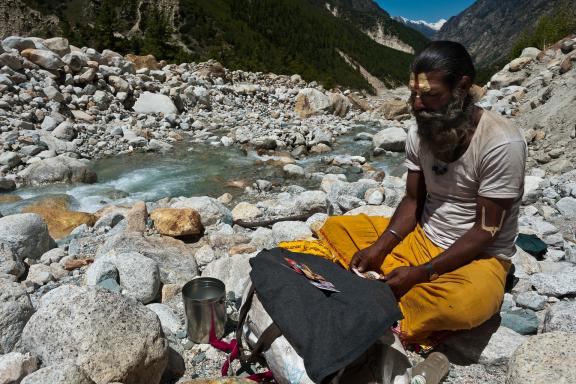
[409,72,432,92]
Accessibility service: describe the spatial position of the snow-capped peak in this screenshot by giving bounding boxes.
[397,16,446,31]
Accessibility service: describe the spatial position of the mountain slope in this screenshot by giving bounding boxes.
[5,0,421,92]
[435,0,576,68]
[393,16,446,39]
[315,0,430,54]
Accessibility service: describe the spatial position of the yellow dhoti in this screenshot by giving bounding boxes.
[279,214,510,346]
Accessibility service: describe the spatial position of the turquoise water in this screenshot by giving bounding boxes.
[0,126,405,214]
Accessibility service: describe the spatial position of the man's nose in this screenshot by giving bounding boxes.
[412,96,426,112]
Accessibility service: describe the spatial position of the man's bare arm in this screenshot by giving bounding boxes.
[385,195,514,298]
[350,170,427,272]
[423,196,514,275]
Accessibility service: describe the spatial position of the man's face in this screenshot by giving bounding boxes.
[409,71,472,157]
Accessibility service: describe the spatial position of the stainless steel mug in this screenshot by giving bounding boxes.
[182,277,227,343]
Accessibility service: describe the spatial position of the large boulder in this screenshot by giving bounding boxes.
[231,202,263,222]
[372,127,407,152]
[150,208,204,237]
[543,300,576,333]
[556,197,576,218]
[489,69,528,89]
[21,363,95,384]
[440,320,526,366]
[377,99,409,120]
[19,157,97,186]
[52,122,77,141]
[0,352,38,384]
[133,92,178,115]
[530,267,576,297]
[507,332,576,384]
[21,285,168,384]
[0,280,34,354]
[43,37,71,57]
[96,232,198,285]
[272,221,313,243]
[0,213,55,262]
[170,196,232,226]
[2,36,36,51]
[21,48,65,70]
[125,54,160,70]
[329,93,351,117]
[202,253,254,303]
[87,252,160,304]
[294,88,331,118]
[21,205,96,240]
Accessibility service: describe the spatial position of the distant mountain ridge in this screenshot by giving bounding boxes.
[1,0,432,93]
[394,16,446,38]
[316,0,430,54]
[435,0,576,68]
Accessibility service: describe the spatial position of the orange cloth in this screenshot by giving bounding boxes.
[279,214,510,346]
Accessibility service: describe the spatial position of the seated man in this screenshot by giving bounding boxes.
[282,41,527,348]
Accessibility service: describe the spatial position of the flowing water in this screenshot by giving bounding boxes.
[0,125,405,214]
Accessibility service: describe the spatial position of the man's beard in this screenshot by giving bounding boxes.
[411,92,474,159]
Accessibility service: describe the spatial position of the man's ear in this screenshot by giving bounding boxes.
[458,75,472,90]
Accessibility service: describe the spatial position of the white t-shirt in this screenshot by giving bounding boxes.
[405,110,527,260]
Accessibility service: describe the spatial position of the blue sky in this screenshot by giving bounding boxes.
[375,0,476,23]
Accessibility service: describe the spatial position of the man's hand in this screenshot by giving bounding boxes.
[384,266,428,299]
[350,243,387,273]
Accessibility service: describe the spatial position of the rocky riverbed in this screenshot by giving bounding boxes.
[1,34,576,384]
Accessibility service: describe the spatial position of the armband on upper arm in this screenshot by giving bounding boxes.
[480,206,506,237]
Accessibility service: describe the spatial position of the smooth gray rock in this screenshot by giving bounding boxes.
[86,260,118,285]
[0,52,23,70]
[556,197,576,218]
[520,47,541,58]
[41,115,59,131]
[202,253,254,304]
[0,176,16,192]
[96,232,198,285]
[21,363,95,384]
[52,122,77,141]
[249,227,275,250]
[501,309,539,335]
[170,196,232,226]
[530,268,576,297]
[272,221,313,243]
[88,252,160,304]
[194,244,217,269]
[0,280,34,354]
[148,139,173,152]
[543,300,576,333]
[18,156,97,185]
[21,48,64,70]
[21,285,168,384]
[515,291,547,311]
[26,264,54,285]
[372,127,407,152]
[0,352,38,384]
[0,151,21,168]
[0,213,55,262]
[133,92,178,115]
[43,37,70,56]
[2,36,36,51]
[146,303,182,335]
[440,319,526,366]
[40,247,66,265]
[43,85,64,102]
[0,245,25,278]
[283,163,305,177]
[507,332,576,384]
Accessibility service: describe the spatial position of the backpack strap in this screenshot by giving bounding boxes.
[235,284,283,365]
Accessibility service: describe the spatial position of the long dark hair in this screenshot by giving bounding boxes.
[410,41,476,89]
